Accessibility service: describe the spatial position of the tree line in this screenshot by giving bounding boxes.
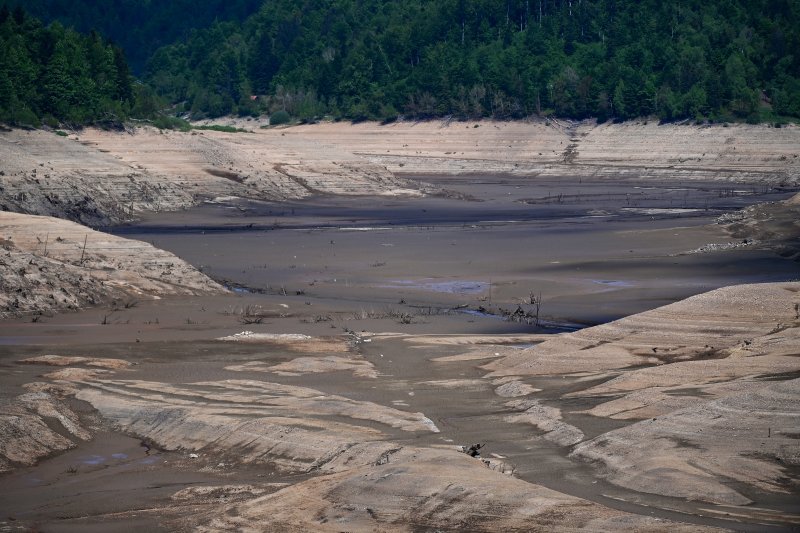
[1,1,798,127]
[0,5,135,126]
[145,0,800,122]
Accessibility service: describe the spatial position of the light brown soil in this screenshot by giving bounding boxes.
[2,120,798,228]
[0,124,425,226]
[0,211,225,317]
[484,281,800,508]
[0,121,798,532]
[196,117,800,183]
[1,283,796,530]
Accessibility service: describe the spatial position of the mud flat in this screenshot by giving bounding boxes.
[0,281,797,531]
[1,121,799,531]
[113,172,799,328]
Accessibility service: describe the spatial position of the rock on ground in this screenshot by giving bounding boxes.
[0,390,89,472]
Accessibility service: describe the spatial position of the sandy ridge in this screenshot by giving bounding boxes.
[0,211,224,317]
[485,281,800,506]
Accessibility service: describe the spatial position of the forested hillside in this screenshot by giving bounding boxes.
[1,1,799,126]
[12,0,264,74]
[144,0,800,122]
[0,6,135,126]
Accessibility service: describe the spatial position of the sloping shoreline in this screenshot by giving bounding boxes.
[1,120,796,319]
[0,212,225,318]
[1,120,798,226]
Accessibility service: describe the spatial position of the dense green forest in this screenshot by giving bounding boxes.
[144,0,800,122]
[1,1,799,126]
[0,6,135,126]
[14,0,264,74]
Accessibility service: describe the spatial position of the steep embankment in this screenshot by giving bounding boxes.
[0,126,423,226]
[0,211,224,318]
[2,121,798,227]
[0,128,194,226]
[287,119,800,184]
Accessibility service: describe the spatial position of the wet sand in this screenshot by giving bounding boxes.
[1,172,798,532]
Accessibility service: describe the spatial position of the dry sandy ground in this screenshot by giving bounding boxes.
[485,282,800,509]
[1,120,799,531]
[0,282,797,531]
[0,211,224,318]
[2,120,798,227]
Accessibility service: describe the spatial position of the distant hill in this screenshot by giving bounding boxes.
[0,6,135,126]
[9,0,263,74]
[4,0,799,125]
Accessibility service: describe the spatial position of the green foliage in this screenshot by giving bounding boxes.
[53,129,67,136]
[6,1,799,124]
[15,0,264,74]
[139,0,799,123]
[150,115,191,131]
[269,109,291,125]
[0,7,136,126]
[193,124,249,133]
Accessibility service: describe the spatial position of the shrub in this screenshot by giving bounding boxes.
[269,110,291,125]
[54,130,68,136]
[10,106,40,128]
[193,124,248,133]
[151,114,191,131]
[43,115,60,128]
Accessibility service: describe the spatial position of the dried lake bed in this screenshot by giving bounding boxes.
[1,121,799,532]
[1,170,798,532]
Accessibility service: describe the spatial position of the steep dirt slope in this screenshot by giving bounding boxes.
[283,119,800,184]
[0,126,423,226]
